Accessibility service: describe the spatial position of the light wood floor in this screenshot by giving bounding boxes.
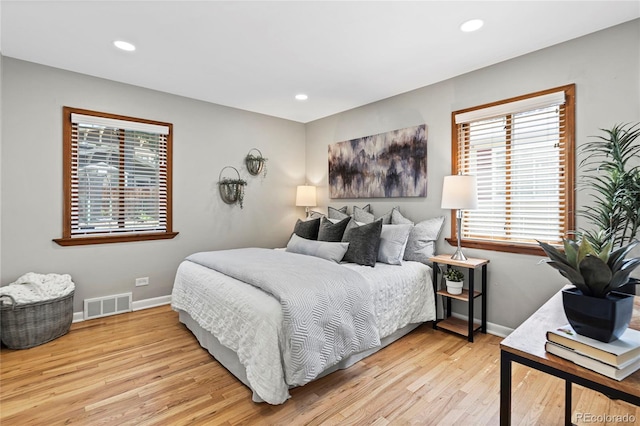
[1,305,638,425]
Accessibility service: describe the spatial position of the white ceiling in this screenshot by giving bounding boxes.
[1,1,639,123]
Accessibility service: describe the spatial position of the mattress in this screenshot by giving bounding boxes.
[171,255,435,404]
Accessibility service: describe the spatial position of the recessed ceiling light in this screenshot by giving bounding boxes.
[295,94,308,101]
[113,40,136,52]
[460,19,484,33]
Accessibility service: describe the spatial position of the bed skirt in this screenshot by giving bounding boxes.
[177,309,420,403]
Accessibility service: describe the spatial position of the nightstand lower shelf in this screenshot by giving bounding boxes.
[436,316,482,337]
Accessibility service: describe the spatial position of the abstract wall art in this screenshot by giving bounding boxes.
[328,124,427,199]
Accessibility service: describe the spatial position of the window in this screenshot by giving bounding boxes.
[54,107,178,246]
[450,84,575,255]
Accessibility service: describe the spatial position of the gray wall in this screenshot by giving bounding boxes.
[1,20,638,330]
[0,52,3,281]
[305,19,640,331]
[1,58,306,311]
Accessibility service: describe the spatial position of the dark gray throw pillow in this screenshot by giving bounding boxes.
[342,219,383,267]
[293,217,320,240]
[318,217,351,242]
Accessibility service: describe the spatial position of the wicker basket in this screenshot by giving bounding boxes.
[0,291,74,349]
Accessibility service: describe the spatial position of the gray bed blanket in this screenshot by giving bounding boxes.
[186,248,381,386]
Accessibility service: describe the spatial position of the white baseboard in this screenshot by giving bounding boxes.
[132,295,172,311]
[72,295,516,337]
[450,312,514,338]
[72,311,85,323]
[486,322,514,338]
[72,295,172,323]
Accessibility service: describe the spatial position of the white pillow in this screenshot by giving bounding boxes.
[391,209,445,263]
[377,224,412,265]
[286,233,349,263]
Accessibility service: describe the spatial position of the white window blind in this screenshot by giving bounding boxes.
[454,89,572,247]
[69,113,169,237]
[455,91,565,124]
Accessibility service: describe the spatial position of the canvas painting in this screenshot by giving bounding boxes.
[328,124,427,199]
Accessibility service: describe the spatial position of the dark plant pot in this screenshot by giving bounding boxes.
[618,277,639,296]
[562,287,634,343]
[219,183,243,204]
[246,158,265,176]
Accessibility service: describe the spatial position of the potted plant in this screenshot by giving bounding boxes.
[539,236,640,342]
[245,148,268,177]
[444,268,464,295]
[218,166,247,208]
[579,122,640,294]
[538,122,640,342]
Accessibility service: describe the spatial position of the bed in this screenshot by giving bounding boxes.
[171,245,436,405]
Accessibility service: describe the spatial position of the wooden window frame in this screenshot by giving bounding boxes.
[54,107,178,246]
[448,84,575,256]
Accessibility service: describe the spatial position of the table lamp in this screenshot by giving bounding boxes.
[296,185,317,218]
[441,175,478,261]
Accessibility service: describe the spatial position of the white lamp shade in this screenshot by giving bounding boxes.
[296,185,317,207]
[441,175,478,210]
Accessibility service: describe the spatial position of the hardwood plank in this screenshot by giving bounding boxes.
[1,305,638,425]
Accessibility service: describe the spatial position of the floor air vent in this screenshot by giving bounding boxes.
[84,293,132,320]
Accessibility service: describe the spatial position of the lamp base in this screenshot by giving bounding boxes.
[450,247,468,261]
[450,214,467,261]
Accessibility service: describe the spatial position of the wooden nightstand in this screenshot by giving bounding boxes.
[429,254,489,342]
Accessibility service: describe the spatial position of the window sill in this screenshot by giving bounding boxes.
[444,237,547,256]
[54,232,179,246]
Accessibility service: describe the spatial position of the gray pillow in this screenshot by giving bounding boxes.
[308,210,324,219]
[353,205,374,223]
[391,208,413,225]
[353,205,397,224]
[342,219,383,267]
[293,217,320,240]
[377,207,397,225]
[328,206,349,220]
[377,224,412,265]
[343,218,359,235]
[391,211,445,263]
[318,216,351,242]
[286,234,349,263]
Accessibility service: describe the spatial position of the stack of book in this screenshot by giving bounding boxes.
[545,324,640,381]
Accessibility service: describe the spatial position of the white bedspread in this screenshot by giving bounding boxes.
[185,249,380,387]
[171,255,435,404]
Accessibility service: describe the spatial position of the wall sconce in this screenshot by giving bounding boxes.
[296,185,317,218]
[441,175,478,261]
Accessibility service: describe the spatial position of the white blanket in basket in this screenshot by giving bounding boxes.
[0,273,75,304]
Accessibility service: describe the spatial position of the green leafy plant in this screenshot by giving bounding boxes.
[245,153,268,177]
[443,268,464,282]
[219,178,247,185]
[219,178,247,208]
[539,236,640,298]
[579,123,640,251]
